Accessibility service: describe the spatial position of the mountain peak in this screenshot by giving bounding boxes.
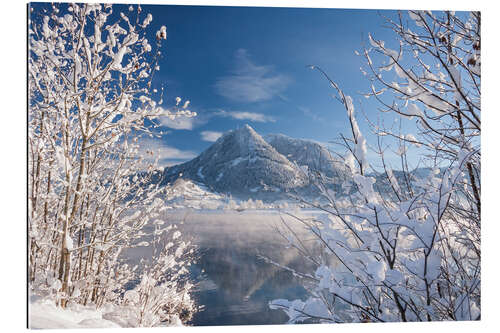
[229,124,268,154]
[234,123,257,136]
[161,124,308,196]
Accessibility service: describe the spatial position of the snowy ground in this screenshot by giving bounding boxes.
[166,179,226,210]
[165,179,306,211]
[29,296,120,329]
[29,294,185,329]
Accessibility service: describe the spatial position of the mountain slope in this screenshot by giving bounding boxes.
[265,133,348,179]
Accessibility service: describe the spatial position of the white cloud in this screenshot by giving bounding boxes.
[215,109,276,123]
[138,137,197,166]
[200,131,223,142]
[214,49,291,103]
[157,107,204,130]
[297,106,324,123]
[160,115,197,130]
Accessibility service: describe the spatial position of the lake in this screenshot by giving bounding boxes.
[167,209,319,326]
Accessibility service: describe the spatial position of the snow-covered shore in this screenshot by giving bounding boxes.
[29,296,119,329]
[29,296,184,329]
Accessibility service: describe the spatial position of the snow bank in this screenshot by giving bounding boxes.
[29,297,120,329]
[29,296,184,329]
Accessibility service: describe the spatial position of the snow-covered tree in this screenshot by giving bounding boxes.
[271,10,480,323]
[28,3,196,325]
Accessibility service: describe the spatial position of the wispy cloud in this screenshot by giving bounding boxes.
[159,115,197,130]
[200,131,223,142]
[157,106,206,131]
[214,49,291,103]
[215,109,276,123]
[297,106,325,123]
[138,137,197,167]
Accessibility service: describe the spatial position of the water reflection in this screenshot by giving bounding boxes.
[169,210,316,326]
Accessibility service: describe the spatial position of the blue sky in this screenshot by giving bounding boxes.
[139,5,406,166]
[29,3,442,170]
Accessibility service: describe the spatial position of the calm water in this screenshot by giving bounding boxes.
[168,210,318,326]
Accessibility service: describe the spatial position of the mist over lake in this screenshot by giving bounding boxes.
[165,210,319,325]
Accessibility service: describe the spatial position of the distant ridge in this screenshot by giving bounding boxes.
[157,124,434,201]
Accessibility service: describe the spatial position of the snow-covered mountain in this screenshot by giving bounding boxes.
[160,125,310,198]
[156,124,435,202]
